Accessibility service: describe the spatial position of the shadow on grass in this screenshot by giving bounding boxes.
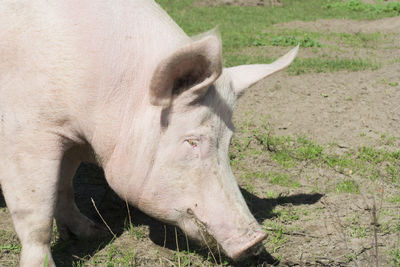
[241,189,324,223]
[0,163,322,266]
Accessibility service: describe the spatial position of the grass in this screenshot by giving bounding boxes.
[275,208,300,223]
[288,57,380,75]
[268,172,300,188]
[252,31,322,48]
[105,245,136,266]
[349,225,367,238]
[0,230,21,254]
[0,244,21,253]
[335,32,382,48]
[392,247,400,267]
[248,28,385,75]
[263,222,288,254]
[253,29,384,49]
[70,243,137,267]
[336,179,360,194]
[391,194,400,204]
[346,214,368,238]
[156,0,396,70]
[125,219,146,240]
[323,146,400,182]
[231,116,400,185]
[324,0,400,16]
[225,52,380,75]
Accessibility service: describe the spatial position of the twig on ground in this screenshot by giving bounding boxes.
[217,243,222,265]
[161,256,176,267]
[163,225,167,248]
[174,227,181,267]
[91,197,116,238]
[321,199,360,267]
[371,197,379,267]
[184,232,191,267]
[72,255,95,267]
[198,230,217,265]
[125,197,132,225]
[264,227,319,238]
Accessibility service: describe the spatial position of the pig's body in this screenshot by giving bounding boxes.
[0,1,298,266]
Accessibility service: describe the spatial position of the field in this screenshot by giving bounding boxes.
[1,0,400,266]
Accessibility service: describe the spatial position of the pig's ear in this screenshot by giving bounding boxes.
[149,32,222,107]
[227,45,299,96]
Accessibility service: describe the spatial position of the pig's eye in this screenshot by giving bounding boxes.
[185,139,199,148]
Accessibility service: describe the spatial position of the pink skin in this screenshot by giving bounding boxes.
[0,0,297,265]
[105,74,269,259]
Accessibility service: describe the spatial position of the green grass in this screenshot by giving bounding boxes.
[252,31,322,48]
[392,246,400,267]
[125,219,146,240]
[156,0,397,69]
[253,29,384,49]
[0,230,21,254]
[335,32,382,48]
[323,146,400,182]
[0,244,21,253]
[288,57,380,75]
[268,171,300,188]
[225,53,380,75]
[231,116,400,184]
[155,0,389,75]
[349,225,367,238]
[71,243,136,267]
[263,222,288,254]
[336,179,360,194]
[346,214,369,238]
[275,209,300,223]
[296,136,324,160]
[391,194,400,204]
[106,245,136,266]
[324,0,400,16]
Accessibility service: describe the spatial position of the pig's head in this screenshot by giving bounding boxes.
[137,31,298,260]
[107,31,298,260]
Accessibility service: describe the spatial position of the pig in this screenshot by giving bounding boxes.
[0,0,298,266]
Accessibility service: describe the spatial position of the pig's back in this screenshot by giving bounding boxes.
[0,0,190,140]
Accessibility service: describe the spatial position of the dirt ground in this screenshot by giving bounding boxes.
[232,17,400,266]
[0,15,399,267]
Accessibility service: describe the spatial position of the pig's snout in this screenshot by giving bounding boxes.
[222,229,268,261]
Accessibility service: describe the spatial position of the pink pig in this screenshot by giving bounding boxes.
[0,0,298,266]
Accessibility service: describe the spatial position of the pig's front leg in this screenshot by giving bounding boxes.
[0,138,62,267]
[55,149,107,240]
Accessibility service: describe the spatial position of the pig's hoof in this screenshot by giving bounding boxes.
[56,216,109,240]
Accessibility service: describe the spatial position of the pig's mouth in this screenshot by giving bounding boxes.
[178,208,267,261]
[181,208,218,248]
[219,227,268,260]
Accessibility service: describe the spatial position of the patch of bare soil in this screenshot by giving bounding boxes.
[233,17,400,266]
[236,17,400,148]
[276,16,400,34]
[236,64,400,149]
[193,0,283,7]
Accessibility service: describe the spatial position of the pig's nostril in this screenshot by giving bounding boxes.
[228,231,268,260]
